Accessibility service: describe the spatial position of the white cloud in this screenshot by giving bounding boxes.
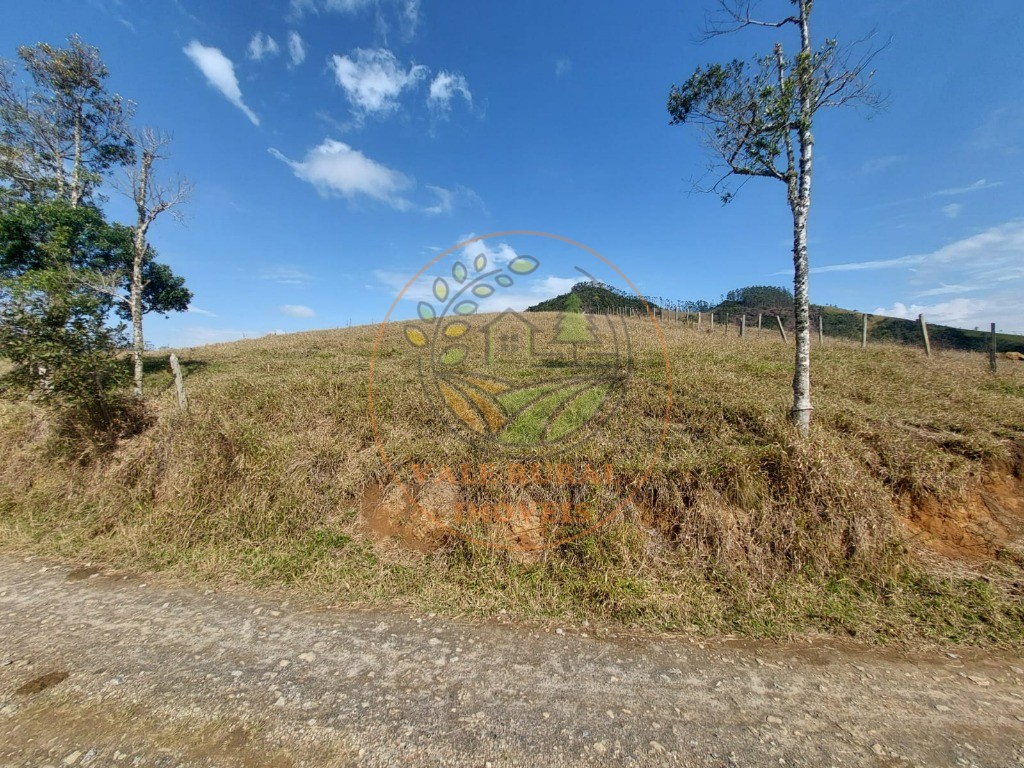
[290,0,419,38]
[399,0,422,38]
[269,139,413,209]
[293,0,373,13]
[942,203,962,219]
[424,185,453,215]
[187,306,218,317]
[824,221,1024,333]
[873,298,992,327]
[973,106,1024,153]
[287,31,306,67]
[811,254,923,274]
[554,57,572,77]
[183,41,260,126]
[814,220,1024,275]
[247,32,279,61]
[427,71,471,112]
[330,48,427,117]
[927,178,1003,198]
[260,267,313,286]
[913,284,982,299]
[281,304,316,318]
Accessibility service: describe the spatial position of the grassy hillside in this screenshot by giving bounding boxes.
[1,315,1024,644]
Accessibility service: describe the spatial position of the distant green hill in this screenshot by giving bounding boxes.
[526,281,653,314]
[527,282,1024,354]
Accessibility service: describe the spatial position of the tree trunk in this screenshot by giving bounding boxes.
[70,108,82,207]
[789,0,815,438]
[130,149,153,398]
[131,226,146,397]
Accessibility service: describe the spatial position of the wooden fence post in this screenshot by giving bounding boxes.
[757,313,762,337]
[169,353,188,411]
[775,316,788,343]
[697,311,702,330]
[919,314,931,357]
[740,314,746,337]
[710,312,715,332]
[990,322,997,372]
[818,314,823,345]
[862,313,868,348]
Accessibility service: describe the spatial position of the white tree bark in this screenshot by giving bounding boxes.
[789,1,815,438]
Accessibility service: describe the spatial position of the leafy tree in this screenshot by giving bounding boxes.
[0,200,124,407]
[724,285,794,308]
[0,34,135,206]
[667,0,882,436]
[0,199,191,322]
[1,36,192,410]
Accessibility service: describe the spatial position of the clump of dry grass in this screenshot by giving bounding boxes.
[1,315,1023,645]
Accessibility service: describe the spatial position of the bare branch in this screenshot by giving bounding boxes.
[73,269,129,306]
[701,0,799,41]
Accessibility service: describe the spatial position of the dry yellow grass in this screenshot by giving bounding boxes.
[1,313,1023,645]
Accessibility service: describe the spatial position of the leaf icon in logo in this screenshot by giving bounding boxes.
[474,253,487,272]
[433,277,449,302]
[508,255,539,275]
[405,326,427,347]
[454,300,478,316]
[440,346,467,365]
[444,321,469,338]
[496,275,513,287]
[418,301,436,321]
[452,262,468,283]
[472,284,494,297]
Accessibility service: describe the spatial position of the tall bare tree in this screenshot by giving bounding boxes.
[667,0,882,436]
[122,129,191,396]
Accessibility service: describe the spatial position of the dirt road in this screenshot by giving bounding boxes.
[0,556,1022,767]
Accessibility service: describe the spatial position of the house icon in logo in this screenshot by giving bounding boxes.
[482,310,538,367]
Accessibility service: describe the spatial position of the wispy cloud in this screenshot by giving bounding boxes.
[290,0,420,38]
[260,267,313,286]
[280,304,316,318]
[187,306,219,317]
[423,185,453,215]
[247,32,279,61]
[872,298,990,327]
[287,31,306,67]
[427,71,471,114]
[329,48,427,119]
[942,202,962,219]
[555,57,572,78]
[270,138,413,209]
[814,220,1024,275]
[811,254,923,274]
[927,178,1003,198]
[183,41,260,126]
[912,283,982,299]
[973,106,1024,154]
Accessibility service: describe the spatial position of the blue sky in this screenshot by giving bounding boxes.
[4,0,1023,346]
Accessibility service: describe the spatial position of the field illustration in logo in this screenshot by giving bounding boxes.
[400,248,630,455]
